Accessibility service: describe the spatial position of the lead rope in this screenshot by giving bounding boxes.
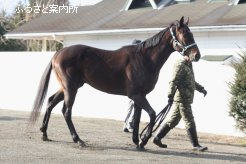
[139,103,172,139]
[139,88,177,139]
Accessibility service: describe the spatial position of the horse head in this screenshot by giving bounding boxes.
[170,16,201,61]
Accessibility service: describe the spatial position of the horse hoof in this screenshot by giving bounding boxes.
[136,141,145,150]
[41,136,51,141]
[136,144,145,151]
[78,140,86,147]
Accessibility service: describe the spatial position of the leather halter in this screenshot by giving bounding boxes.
[170,27,197,56]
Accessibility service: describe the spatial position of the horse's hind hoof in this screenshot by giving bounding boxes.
[78,140,86,147]
[41,136,51,141]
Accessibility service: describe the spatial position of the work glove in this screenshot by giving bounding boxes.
[201,89,207,97]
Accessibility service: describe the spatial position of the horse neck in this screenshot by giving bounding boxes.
[147,32,174,71]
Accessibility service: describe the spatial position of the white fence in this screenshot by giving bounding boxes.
[0,51,244,137]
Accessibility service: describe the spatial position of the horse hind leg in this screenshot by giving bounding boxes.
[40,90,64,141]
[62,86,86,147]
[132,103,142,146]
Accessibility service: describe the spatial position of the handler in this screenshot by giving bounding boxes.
[153,55,208,152]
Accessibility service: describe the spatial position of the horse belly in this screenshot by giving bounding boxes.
[83,67,126,95]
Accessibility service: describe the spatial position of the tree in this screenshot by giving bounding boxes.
[229,49,246,134]
[0,3,29,51]
[0,16,27,51]
[1,1,69,51]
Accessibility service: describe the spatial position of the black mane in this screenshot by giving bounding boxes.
[138,27,169,50]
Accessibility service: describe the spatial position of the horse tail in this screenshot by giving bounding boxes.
[29,61,52,125]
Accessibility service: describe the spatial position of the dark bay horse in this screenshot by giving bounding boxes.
[29,17,200,149]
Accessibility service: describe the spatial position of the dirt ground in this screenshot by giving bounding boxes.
[0,109,245,164]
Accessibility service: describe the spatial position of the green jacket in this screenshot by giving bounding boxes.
[168,59,204,104]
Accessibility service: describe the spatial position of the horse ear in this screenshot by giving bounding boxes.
[178,16,184,29]
[186,17,189,25]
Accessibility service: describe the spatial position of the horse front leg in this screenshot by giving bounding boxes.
[131,95,156,149]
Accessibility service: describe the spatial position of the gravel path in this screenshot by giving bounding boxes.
[0,109,245,164]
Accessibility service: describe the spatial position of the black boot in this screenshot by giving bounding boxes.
[187,127,208,152]
[153,124,171,148]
